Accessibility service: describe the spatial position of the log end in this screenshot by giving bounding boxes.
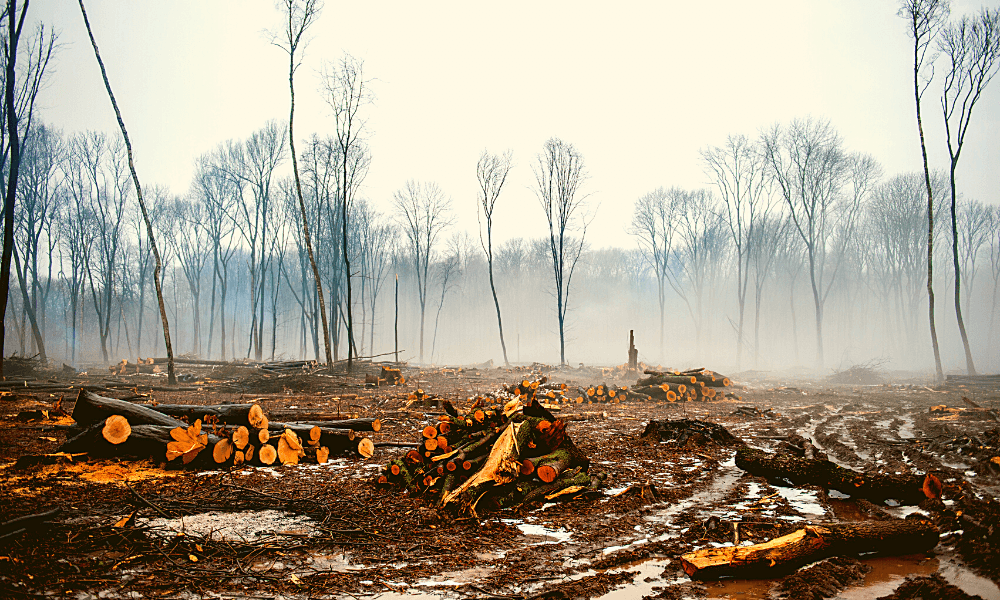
[357,438,374,459]
[102,415,131,445]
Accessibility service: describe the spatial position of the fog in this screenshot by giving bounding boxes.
[4,2,1000,377]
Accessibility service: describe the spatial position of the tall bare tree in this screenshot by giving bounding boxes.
[323,53,371,371]
[275,0,332,367]
[900,0,950,379]
[534,138,589,366]
[938,6,1000,375]
[78,0,176,383]
[1,3,55,377]
[476,149,513,366]
[762,118,880,368]
[701,134,772,370]
[393,180,452,363]
[630,187,680,361]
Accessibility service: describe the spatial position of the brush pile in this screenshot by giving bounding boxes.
[632,368,737,402]
[55,390,376,468]
[377,394,603,517]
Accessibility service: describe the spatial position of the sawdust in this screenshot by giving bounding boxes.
[3,458,183,489]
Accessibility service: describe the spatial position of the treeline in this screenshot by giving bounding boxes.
[7,117,999,374]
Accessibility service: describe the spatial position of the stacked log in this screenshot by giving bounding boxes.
[376,398,603,516]
[58,390,375,468]
[632,367,734,402]
[501,377,640,405]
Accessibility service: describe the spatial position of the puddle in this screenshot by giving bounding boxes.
[592,558,673,599]
[143,510,316,540]
[501,520,573,545]
[773,487,826,516]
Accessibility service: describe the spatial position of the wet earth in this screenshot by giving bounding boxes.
[1,364,999,599]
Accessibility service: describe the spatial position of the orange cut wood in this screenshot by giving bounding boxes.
[102,415,131,444]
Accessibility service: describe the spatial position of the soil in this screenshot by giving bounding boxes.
[1,363,999,600]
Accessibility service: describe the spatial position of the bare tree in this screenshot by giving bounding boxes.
[762,118,880,367]
[430,235,462,363]
[0,4,56,377]
[534,137,590,366]
[987,206,1000,359]
[701,134,773,369]
[476,149,513,366]
[393,180,452,363]
[274,0,331,368]
[938,6,1000,375]
[953,199,993,327]
[900,0,950,379]
[323,53,371,371]
[78,0,176,382]
[355,198,394,357]
[748,214,786,366]
[630,187,680,362]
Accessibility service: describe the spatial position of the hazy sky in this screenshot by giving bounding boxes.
[30,1,1000,248]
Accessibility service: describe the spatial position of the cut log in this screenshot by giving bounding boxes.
[316,446,330,464]
[213,438,234,463]
[258,444,277,465]
[232,426,249,450]
[680,519,939,579]
[102,415,131,444]
[535,447,574,483]
[72,389,185,428]
[277,431,303,465]
[58,422,220,465]
[736,447,941,504]
[143,403,265,428]
[356,437,374,458]
[274,418,380,432]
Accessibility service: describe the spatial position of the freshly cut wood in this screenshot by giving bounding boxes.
[59,423,220,464]
[248,405,266,428]
[443,420,531,514]
[233,450,245,466]
[257,428,270,444]
[232,426,249,450]
[72,389,185,428]
[316,446,330,464]
[244,444,255,462]
[680,520,939,579]
[357,437,374,458]
[277,430,304,465]
[213,438,234,463]
[258,444,277,465]
[167,420,209,464]
[535,447,573,483]
[736,447,941,504]
[102,415,131,444]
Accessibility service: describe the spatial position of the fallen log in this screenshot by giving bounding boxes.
[58,421,221,464]
[680,519,939,579]
[71,389,186,429]
[736,447,941,504]
[143,403,265,427]
[273,417,380,432]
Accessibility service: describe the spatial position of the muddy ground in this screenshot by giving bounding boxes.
[1,362,999,600]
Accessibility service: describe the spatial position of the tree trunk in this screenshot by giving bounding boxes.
[949,163,976,375]
[680,520,939,580]
[79,0,176,384]
[736,447,940,505]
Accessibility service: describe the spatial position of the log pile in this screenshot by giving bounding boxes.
[632,368,737,402]
[57,390,376,468]
[376,397,603,516]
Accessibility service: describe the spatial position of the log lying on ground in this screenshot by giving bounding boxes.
[274,417,380,432]
[72,389,187,428]
[680,519,939,579]
[143,403,265,427]
[641,419,743,447]
[59,421,221,465]
[736,447,941,504]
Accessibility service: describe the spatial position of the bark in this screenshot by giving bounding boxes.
[680,519,939,579]
[71,389,186,429]
[736,447,941,504]
[59,421,221,463]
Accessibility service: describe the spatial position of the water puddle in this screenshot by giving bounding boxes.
[501,519,573,545]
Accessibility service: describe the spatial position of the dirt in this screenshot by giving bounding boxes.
[1,364,999,599]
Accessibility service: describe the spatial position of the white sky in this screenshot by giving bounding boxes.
[30,0,1000,248]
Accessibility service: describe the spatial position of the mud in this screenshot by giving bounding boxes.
[0,365,999,599]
